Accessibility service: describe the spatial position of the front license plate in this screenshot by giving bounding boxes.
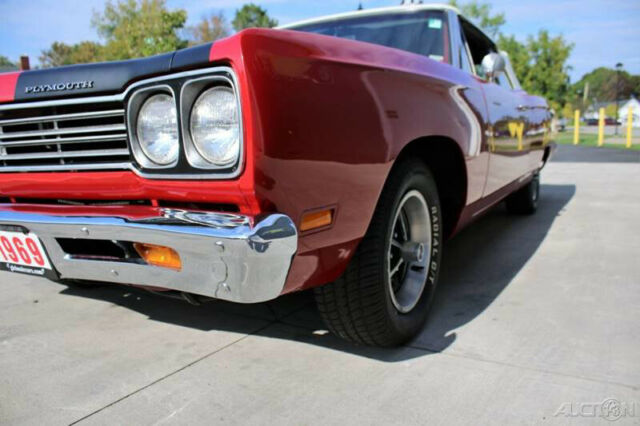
[0,230,54,277]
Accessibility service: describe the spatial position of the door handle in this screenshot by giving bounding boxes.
[517,105,528,111]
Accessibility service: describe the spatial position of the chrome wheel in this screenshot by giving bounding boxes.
[388,190,432,314]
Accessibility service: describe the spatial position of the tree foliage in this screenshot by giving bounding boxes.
[498,30,573,109]
[449,0,505,38]
[39,41,104,68]
[0,55,17,70]
[572,67,640,103]
[189,11,231,46]
[92,0,187,60]
[232,3,278,32]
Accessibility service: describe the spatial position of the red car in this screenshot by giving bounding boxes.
[0,5,553,346]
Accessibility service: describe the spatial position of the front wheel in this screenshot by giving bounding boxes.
[314,160,443,347]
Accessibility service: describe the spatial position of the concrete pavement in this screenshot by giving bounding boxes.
[1,145,639,425]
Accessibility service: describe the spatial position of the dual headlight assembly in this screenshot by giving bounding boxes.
[127,71,242,177]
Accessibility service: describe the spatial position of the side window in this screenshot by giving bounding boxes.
[459,17,498,82]
[495,72,513,89]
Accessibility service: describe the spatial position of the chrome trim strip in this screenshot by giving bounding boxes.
[0,163,132,173]
[446,9,462,70]
[0,109,125,126]
[0,123,126,140]
[0,94,123,111]
[1,148,129,161]
[0,207,298,303]
[0,133,127,148]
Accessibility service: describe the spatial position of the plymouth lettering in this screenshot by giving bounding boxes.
[24,80,95,94]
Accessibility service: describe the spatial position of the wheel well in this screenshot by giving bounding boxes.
[394,136,467,239]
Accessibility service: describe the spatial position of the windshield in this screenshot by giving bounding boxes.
[289,10,450,63]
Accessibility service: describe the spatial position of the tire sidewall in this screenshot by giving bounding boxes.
[530,173,540,209]
[380,166,443,339]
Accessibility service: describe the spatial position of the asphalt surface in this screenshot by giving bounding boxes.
[1,146,639,425]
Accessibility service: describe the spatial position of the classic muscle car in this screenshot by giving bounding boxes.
[0,4,553,346]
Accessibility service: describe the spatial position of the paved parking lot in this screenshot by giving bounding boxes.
[1,145,639,425]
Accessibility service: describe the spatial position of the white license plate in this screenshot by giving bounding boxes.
[0,230,52,272]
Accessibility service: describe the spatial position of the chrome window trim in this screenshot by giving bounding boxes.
[0,66,245,180]
[126,84,179,170]
[446,9,462,70]
[448,11,477,77]
[500,50,522,91]
[179,75,243,174]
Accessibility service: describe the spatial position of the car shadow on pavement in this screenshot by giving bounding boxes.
[59,183,576,362]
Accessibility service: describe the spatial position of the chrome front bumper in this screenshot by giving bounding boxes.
[0,206,297,303]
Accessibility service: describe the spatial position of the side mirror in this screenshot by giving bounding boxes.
[481,52,506,81]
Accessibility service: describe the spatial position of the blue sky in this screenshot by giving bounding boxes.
[1,0,639,81]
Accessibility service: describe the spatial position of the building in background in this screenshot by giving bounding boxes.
[619,97,640,128]
[584,101,613,120]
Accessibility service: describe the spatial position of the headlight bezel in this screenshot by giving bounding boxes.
[180,75,243,172]
[125,67,243,179]
[127,84,180,170]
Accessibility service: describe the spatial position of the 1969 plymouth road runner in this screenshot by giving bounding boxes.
[0,4,553,346]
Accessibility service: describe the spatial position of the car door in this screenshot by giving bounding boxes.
[481,74,531,195]
[457,17,530,196]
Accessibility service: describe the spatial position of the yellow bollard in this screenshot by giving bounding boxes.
[597,108,605,146]
[626,107,633,148]
[573,109,580,145]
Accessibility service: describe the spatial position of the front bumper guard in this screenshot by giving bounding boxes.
[0,206,297,303]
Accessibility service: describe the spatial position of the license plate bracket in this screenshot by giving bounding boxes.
[0,228,59,280]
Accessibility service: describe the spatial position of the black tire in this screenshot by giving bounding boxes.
[314,159,443,347]
[505,173,540,215]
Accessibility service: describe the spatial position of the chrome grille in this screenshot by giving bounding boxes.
[0,98,130,172]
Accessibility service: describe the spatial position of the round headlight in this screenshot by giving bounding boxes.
[136,94,179,166]
[189,86,240,167]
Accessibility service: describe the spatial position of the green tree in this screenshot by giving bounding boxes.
[39,42,73,68]
[0,55,17,70]
[189,11,231,46]
[92,0,187,60]
[573,67,639,103]
[232,3,278,31]
[498,30,573,108]
[449,0,505,38]
[604,103,618,118]
[39,41,104,68]
[525,30,573,106]
[561,102,574,119]
[497,34,530,83]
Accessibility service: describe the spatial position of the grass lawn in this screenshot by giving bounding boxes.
[554,132,640,151]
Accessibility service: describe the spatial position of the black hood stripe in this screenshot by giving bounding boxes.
[14,42,213,102]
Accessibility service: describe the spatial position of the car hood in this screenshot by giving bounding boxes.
[0,43,213,104]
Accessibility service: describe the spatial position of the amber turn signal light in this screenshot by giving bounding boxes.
[300,209,333,232]
[134,243,182,271]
